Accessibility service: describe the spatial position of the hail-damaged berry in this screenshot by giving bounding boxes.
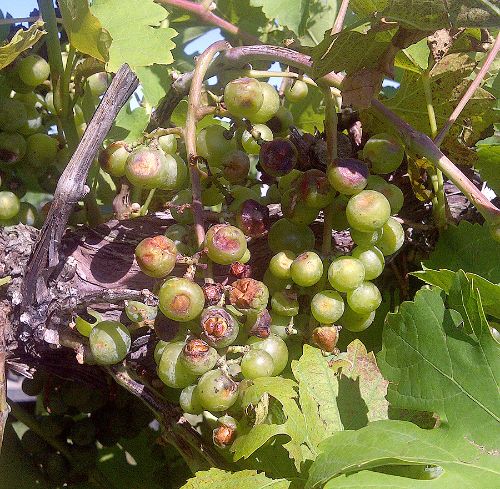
[222,150,250,184]
[201,306,239,348]
[197,369,239,411]
[124,300,158,326]
[179,338,218,375]
[229,278,269,312]
[230,262,252,279]
[259,138,298,177]
[247,308,271,338]
[205,224,248,265]
[135,235,177,278]
[213,415,237,448]
[311,325,341,353]
[327,158,369,195]
[158,278,205,322]
[202,282,225,306]
[297,169,336,209]
[98,141,129,177]
[235,199,270,238]
[125,147,169,189]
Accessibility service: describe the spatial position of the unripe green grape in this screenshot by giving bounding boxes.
[366,175,404,214]
[363,133,404,174]
[18,202,38,226]
[125,300,158,324]
[196,124,236,166]
[170,189,193,224]
[75,308,101,337]
[249,82,280,123]
[340,304,375,332]
[269,250,296,279]
[159,278,205,322]
[161,154,187,190]
[311,289,344,324]
[154,340,169,364]
[205,224,247,265]
[201,306,239,348]
[224,77,264,118]
[284,79,308,103]
[24,133,58,168]
[87,72,109,96]
[13,91,42,108]
[201,183,224,206]
[89,320,131,365]
[247,334,288,375]
[271,290,299,316]
[197,369,239,411]
[158,134,178,154]
[99,141,129,177]
[328,256,365,292]
[45,91,55,113]
[376,216,404,255]
[347,281,382,315]
[241,123,273,155]
[350,227,383,247]
[0,191,20,220]
[490,223,500,243]
[239,248,251,264]
[17,55,50,86]
[298,169,336,209]
[351,246,385,280]
[0,132,26,164]
[268,218,315,254]
[222,150,250,184]
[0,98,28,132]
[158,341,198,388]
[346,190,391,232]
[135,235,177,278]
[46,452,69,484]
[278,169,302,194]
[70,418,96,446]
[125,147,170,189]
[18,105,42,135]
[263,267,293,296]
[269,311,292,339]
[290,251,323,287]
[241,349,274,379]
[179,338,218,375]
[267,106,294,135]
[179,385,203,414]
[327,158,369,195]
[281,189,319,225]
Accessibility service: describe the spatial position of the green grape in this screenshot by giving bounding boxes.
[281,189,319,225]
[201,306,240,348]
[278,169,302,194]
[40,415,68,437]
[267,106,294,135]
[376,216,405,255]
[13,91,42,107]
[347,281,382,315]
[351,245,385,280]
[328,256,365,292]
[327,158,369,195]
[18,105,42,135]
[350,227,383,247]
[70,418,96,446]
[222,150,250,184]
[89,320,131,365]
[201,183,224,206]
[87,72,109,96]
[311,289,344,324]
[0,191,20,220]
[125,147,171,189]
[247,334,288,375]
[363,133,404,174]
[268,218,315,254]
[365,175,404,214]
[263,267,293,296]
[18,202,39,226]
[241,349,274,379]
[179,338,218,375]
[0,132,26,164]
[17,55,50,86]
[224,77,264,118]
[45,91,55,113]
[298,169,336,209]
[197,369,239,411]
[21,430,49,456]
[241,123,273,155]
[154,340,169,364]
[269,250,296,280]
[228,186,262,214]
[346,190,391,232]
[249,82,280,123]
[239,248,251,264]
[340,304,375,332]
[205,224,247,265]
[271,290,299,316]
[290,251,323,287]
[46,452,69,484]
[5,65,32,93]
[24,133,58,168]
[330,194,350,230]
[75,308,101,337]
[125,300,158,324]
[135,235,177,278]
[170,189,194,224]
[158,341,198,389]
[196,124,236,167]
[0,98,28,132]
[99,141,130,177]
[179,385,203,414]
[159,277,205,322]
[284,79,308,103]
[158,134,178,154]
[269,311,292,339]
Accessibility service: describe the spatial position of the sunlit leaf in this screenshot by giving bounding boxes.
[0,21,46,70]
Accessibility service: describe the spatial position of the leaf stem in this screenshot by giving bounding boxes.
[140,188,156,216]
[331,0,350,35]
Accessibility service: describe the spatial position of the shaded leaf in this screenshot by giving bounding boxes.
[249,0,312,35]
[0,21,46,70]
[136,65,172,108]
[181,468,290,489]
[107,105,149,143]
[288,87,325,134]
[475,144,500,195]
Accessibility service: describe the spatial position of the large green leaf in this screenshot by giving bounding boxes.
[424,221,500,283]
[181,468,290,489]
[475,144,500,196]
[249,0,311,35]
[378,286,500,446]
[305,420,500,489]
[135,65,172,108]
[92,0,177,72]
[0,21,46,70]
[107,104,149,142]
[58,0,110,62]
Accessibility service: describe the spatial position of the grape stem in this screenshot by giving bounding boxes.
[185,40,231,248]
[331,0,350,35]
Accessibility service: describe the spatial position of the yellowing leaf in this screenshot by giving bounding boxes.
[0,21,46,70]
[181,468,290,489]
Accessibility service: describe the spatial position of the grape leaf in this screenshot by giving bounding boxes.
[91,0,177,72]
[291,342,388,452]
[378,286,500,446]
[298,0,340,47]
[181,468,290,489]
[249,0,311,35]
[216,0,268,41]
[413,267,500,318]
[475,145,500,196]
[107,104,149,143]
[305,420,500,489]
[58,0,110,62]
[135,65,172,107]
[0,21,46,70]
[424,221,500,282]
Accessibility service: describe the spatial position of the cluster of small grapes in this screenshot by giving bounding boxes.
[89,76,407,449]
[19,371,153,485]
